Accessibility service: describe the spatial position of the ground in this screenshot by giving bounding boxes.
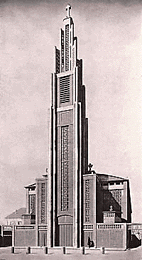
[0,246,141,260]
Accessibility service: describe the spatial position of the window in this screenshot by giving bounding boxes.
[110,189,122,205]
[60,76,70,104]
[61,29,64,71]
[41,183,46,223]
[85,180,90,222]
[61,126,69,211]
[65,24,69,71]
[29,194,36,215]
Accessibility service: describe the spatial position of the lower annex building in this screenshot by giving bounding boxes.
[2,171,132,249]
[19,171,132,249]
[2,5,140,250]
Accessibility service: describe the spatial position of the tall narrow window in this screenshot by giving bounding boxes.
[65,24,69,71]
[61,126,69,211]
[56,48,60,74]
[61,29,64,71]
[85,180,90,222]
[29,194,36,215]
[41,183,46,223]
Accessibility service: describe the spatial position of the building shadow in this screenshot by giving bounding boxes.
[129,234,141,249]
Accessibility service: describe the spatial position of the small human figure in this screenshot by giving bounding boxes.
[88,236,90,248]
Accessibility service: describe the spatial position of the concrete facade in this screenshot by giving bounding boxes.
[1,5,136,251]
[18,175,48,246]
[2,171,132,249]
[83,172,132,249]
[49,4,88,248]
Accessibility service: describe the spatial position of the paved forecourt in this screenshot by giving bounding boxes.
[0,246,141,260]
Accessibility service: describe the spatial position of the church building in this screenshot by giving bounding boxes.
[1,5,134,250]
[47,4,131,248]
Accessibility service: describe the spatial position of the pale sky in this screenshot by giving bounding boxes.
[1,0,142,223]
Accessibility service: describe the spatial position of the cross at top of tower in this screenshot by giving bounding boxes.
[66,4,71,17]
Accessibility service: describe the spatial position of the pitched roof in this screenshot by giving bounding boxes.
[96,173,128,182]
[5,207,26,219]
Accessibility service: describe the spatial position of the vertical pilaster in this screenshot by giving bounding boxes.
[93,174,97,247]
[35,180,38,246]
[47,73,55,248]
[47,107,52,248]
[26,189,29,213]
[12,225,15,247]
[52,73,57,247]
[78,102,82,247]
[122,181,127,221]
[73,101,78,248]
[123,223,127,250]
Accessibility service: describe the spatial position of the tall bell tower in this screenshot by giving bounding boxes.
[48,5,88,247]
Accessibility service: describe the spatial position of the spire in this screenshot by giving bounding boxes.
[66,4,71,17]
